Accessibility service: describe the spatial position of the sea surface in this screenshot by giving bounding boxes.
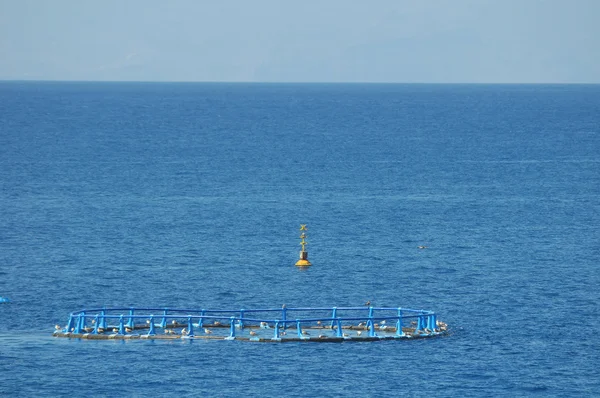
[0,82,599,397]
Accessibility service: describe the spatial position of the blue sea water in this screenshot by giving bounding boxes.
[0,81,599,396]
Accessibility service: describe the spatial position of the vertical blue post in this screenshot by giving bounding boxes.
[118,315,125,334]
[273,321,281,340]
[368,306,374,318]
[160,309,168,328]
[80,312,86,332]
[198,310,205,328]
[99,310,107,329]
[126,308,135,328]
[330,307,337,329]
[93,315,100,334]
[80,312,87,332]
[336,318,343,337]
[81,312,87,333]
[73,314,83,334]
[396,308,404,336]
[396,318,404,336]
[239,310,245,329]
[426,314,434,331]
[282,307,287,330]
[227,316,236,340]
[148,316,156,336]
[417,315,425,332]
[66,314,75,333]
[367,319,376,337]
[297,320,305,339]
[187,316,195,337]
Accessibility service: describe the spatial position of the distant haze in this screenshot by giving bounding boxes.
[1,0,599,83]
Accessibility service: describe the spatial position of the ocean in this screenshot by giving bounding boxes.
[0,81,599,396]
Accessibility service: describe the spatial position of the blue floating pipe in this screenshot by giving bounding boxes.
[272,321,281,340]
[330,307,337,329]
[126,309,135,329]
[148,316,156,336]
[160,309,168,328]
[66,314,75,333]
[226,316,235,340]
[187,316,195,337]
[118,315,125,335]
[93,315,100,334]
[335,318,343,337]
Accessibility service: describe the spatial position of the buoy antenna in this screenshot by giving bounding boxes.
[295,224,312,267]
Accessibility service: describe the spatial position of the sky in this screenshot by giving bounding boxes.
[0,0,599,83]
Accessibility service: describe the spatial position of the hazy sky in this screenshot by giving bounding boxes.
[1,0,598,83]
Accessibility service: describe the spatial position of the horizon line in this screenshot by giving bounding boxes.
[1,79,599,85]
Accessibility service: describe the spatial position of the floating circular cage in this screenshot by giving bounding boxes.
[53,306,448,342]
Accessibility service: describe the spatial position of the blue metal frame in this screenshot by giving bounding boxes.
[54,306,446,341]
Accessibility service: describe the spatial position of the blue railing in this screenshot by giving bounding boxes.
[56,306,446,341]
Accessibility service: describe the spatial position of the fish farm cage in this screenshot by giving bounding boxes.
[53,306,448,342]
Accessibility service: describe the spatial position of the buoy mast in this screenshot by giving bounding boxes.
[295,224,312,267]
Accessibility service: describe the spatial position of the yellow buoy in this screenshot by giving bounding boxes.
[295,224,312,266]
